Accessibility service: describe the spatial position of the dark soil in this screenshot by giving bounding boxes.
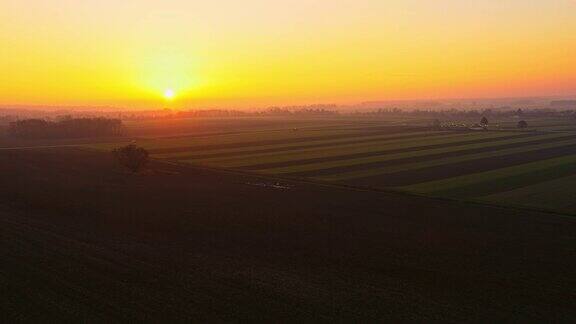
[0,148,574,322]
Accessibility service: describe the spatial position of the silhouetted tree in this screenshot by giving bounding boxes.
[517,120,528,129]
[480,117,489,127]
[113,144,149,173]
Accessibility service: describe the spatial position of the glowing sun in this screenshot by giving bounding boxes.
[164,89,175,100]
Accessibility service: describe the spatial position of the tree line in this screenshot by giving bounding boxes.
[8,117,124,139]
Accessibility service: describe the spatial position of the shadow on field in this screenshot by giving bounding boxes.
[0,148,574,322]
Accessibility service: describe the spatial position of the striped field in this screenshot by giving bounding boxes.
[91,117,576,215]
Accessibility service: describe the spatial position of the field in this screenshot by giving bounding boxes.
[1,148,575,321]
[82,115,576,215]
[2,115,576,320]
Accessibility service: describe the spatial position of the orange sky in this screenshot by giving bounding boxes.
[1,0,575,109]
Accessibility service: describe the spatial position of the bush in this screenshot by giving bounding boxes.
[113,144,149,173]
[517,120,528,129]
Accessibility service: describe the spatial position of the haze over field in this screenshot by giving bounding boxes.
[3,2,576,321]
[1,0,575,109]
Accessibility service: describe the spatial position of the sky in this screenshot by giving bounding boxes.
[1,0,575,109]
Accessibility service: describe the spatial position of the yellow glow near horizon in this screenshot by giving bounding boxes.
[1,0,575,109]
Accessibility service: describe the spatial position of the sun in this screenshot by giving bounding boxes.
[164,89,175,100]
